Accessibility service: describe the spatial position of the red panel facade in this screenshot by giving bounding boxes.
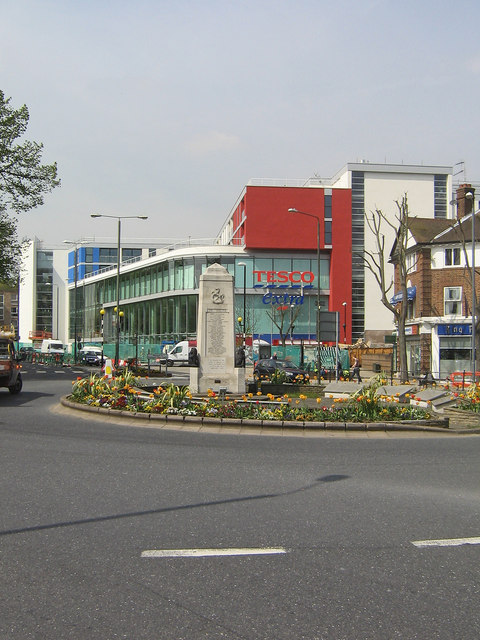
[329,189,352,323]
[239,185,352,339]
[243,186,325,251]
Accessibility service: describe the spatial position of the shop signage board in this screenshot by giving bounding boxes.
[437,324,472,336]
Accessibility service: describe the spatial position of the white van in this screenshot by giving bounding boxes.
[164,340,197,366]
[40,339,65,355]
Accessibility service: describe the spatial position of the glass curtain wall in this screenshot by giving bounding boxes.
[36,251,54,333]
[75,253,327,352]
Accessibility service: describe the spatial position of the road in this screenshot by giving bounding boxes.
[0,363,479,639]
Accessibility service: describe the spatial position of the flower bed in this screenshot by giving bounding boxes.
[68,372,435,424]
[453,383,480,413]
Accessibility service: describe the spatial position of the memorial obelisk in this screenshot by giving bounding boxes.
[190,263,245,394]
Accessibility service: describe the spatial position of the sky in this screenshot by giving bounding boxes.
[2,0,480,247]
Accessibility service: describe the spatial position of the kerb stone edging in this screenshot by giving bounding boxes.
[58,396,480,434]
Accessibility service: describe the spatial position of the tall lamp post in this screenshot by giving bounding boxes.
[91,214,148,365]
[342,301,347,343]
[238,262,247,367]
[99,308,105,367]
[466,191,476,380]
[63,239,87,363]
[288,208,321,380]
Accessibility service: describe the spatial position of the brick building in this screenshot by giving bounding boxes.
[392,185,478,378]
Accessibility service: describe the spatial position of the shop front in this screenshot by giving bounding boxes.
[436,323,472,379]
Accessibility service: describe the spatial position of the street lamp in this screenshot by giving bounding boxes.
[63,239,88,363]
[288,208,321,380]
[91,214,148,365]
[99,308,105,366]
[342,301,347,343]
[466,192,476,380]
[238,262,247,367]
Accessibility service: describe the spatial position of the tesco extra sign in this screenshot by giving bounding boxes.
[253,270,315,286]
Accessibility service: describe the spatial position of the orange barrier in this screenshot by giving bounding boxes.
[449,371,480,387]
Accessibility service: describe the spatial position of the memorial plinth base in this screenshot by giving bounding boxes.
[190,367,246,394]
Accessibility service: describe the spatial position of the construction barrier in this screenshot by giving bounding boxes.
[449,371,480,387]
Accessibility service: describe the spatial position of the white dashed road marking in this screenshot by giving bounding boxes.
[412,536,480,548]
[141,547,288,558]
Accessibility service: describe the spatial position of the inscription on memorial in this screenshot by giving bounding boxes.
[208,357,227,372]
[206,309,228,356]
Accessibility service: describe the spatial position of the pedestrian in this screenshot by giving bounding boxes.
[337,359,343,379]
[272,352,277,360]
[351,357,362,382]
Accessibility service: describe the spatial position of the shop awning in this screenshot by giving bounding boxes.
[390,286,416,305]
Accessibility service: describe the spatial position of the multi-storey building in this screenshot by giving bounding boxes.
[217,162,455,343]
[392,184,479,378]
[17,161,468,371]
[18,238,163,347]
[57,162,459,363]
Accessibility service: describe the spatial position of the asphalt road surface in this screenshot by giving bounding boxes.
[0,363,479,639]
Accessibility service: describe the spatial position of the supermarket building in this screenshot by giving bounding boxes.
[19,161,458,365]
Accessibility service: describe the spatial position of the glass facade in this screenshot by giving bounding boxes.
[69,252,329,351]
[434,174,448,219]
[36,251,53,333]
[351,171,365,341]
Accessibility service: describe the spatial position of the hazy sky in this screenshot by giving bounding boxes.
[2,0,480,247]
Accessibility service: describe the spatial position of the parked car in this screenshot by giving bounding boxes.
[79,348,103,366]
[0,337,23,394]
[253,358,309,383]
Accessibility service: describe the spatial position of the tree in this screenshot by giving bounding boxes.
[361,195,411,382]
[0,90,60,283]
[0,90,60,214]
[265,303,302,348]
[0,206,28,285]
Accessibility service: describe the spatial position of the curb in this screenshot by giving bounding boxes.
[60,396,480,434]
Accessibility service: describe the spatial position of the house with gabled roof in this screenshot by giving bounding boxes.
[391,184,479,379]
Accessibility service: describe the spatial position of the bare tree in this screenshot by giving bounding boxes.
[361,195,411,382]
[265,304,302,348]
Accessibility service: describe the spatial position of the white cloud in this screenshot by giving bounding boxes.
[185,131,241,156]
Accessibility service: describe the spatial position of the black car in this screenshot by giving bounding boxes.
[80,350,103,366]
[254,358,309,383]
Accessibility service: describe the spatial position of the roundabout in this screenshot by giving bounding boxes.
[60,370,480,436]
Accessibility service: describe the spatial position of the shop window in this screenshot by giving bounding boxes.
[444,286,462,315]
[445,248,460,266]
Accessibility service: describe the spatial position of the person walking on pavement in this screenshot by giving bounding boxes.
[351,357,362,383]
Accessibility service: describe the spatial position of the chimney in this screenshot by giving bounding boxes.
[455,184,475,219]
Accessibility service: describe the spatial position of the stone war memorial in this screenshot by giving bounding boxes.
[190,263,246,394]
